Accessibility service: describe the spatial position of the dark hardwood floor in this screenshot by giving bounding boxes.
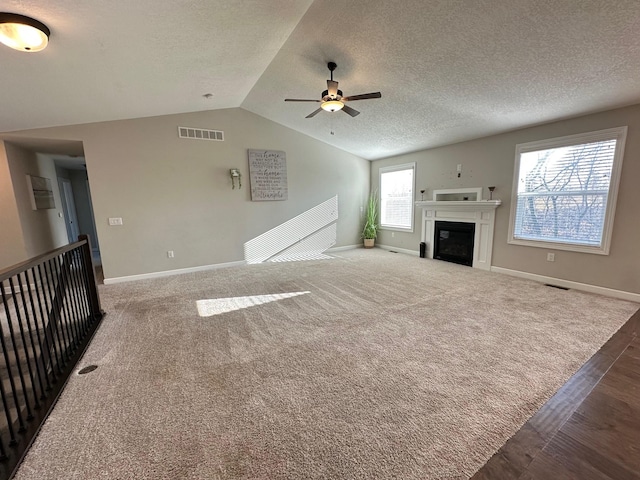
[472,307,640,479]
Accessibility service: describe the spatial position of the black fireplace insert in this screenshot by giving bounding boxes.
[434,221,475,266]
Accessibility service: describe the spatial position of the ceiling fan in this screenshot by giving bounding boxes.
[285,62,382,118]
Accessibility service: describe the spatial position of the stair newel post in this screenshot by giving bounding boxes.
[78,235,103,321]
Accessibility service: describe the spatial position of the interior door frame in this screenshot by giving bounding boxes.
[58,177,80,242]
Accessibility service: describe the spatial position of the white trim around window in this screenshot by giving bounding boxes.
[379,162,416,232]
[508,126,627,255]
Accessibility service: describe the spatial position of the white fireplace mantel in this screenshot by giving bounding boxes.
[415,200,501,211]
[415,199,501,270]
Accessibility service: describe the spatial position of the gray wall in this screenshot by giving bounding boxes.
[372,104,640,294]
[6,102,636,294]
[3,144,67,262]
[0,142,28,268]
[3,108,370,280]
[69,169,100,250]
[55,164,100,248]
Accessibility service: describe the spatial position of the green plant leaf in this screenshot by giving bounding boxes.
[362,191,379,239]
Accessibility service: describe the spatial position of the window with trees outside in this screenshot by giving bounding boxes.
[379,163,415,231]
[508,127,627,255]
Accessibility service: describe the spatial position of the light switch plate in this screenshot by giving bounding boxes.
[108,217,123,226]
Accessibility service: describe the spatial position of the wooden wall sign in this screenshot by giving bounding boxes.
[248,149,288,201]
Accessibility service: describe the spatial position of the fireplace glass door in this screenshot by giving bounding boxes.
[434,221,475,266]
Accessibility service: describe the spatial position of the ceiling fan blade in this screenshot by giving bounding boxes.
[306,108,323,118]
[342,92,382,102]
[342,104,360,117]
[327,80,339,98]
[285,98,321,102]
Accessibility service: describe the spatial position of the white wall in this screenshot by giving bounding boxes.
[371,104,640,295]
[3,108,370,280]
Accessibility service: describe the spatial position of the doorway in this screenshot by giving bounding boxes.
[58,178,80,242]
[53,157,101,266]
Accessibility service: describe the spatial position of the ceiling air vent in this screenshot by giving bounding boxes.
[178,126,224,141]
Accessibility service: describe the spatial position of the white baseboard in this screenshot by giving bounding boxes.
[491,266,640,303]
[104,246,361,285]
[376,244,420,256]
[104,260,247,285]
[326,244,361,253]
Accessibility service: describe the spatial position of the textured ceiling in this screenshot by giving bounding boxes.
[2,0,640,160]
[0,0,313,130]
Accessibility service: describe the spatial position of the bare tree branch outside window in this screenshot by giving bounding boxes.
[515,139,616,246]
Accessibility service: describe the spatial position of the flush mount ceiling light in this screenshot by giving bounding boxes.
[0,12,50,52]
[321,100,344,112]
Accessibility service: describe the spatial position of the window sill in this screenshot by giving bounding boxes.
[508,237,609,255]
[380,226,414,233]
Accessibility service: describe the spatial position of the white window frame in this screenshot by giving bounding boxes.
[379,162,416,232]
[508,126,627,255]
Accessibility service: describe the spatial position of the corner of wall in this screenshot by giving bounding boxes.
[0,141,28,268]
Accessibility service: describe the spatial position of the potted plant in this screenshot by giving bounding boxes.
[362,191,379,248]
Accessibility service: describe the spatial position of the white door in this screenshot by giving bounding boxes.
[59,178,80,242]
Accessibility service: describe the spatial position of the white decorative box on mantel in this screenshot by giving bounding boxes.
[415,188,501,270]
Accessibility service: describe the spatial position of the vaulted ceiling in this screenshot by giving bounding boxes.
[2,0,640,160]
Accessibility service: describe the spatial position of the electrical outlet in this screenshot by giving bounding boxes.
[108,217,123,226]
[547,253,555,262]
[167,251,174,258]
[391,232,395,238]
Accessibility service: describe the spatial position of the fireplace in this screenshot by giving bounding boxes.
[415,187,501,270]
[434,221,475,266]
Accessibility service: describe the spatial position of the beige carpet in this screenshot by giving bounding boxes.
[14,249,638,479]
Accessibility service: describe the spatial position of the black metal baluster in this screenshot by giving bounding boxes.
[69,250,88,337]
[0,240,105,475]
[35,263,60,381]
[0,422,7,460]
[0,281,19,448]
[24,268,51,394]
[56,253,75,350]
[41,262,66,371]
[52,256,71,364]
[0,281,27,434]
[18,270,46,403]
[76,248,93,334]
[55,257,76,353]
[0,327,17,447]
[63,252,82,345]
[9,277,40,413]
[5,278,34,421]
[75,249,91,328]
[46,259,71,361]
[76,248,92,335]
[56,254,75,350]
[78,235,102,323]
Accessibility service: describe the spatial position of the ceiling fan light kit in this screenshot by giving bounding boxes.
[0,12,50,52]
[285,62,381,118]
[321,100,344,112]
